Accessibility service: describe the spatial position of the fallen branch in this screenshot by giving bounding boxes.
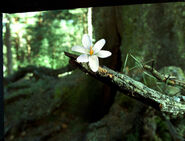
[65,52,185,118]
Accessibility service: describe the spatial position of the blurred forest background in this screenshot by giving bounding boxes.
[3,2,185,141]
[3,9,88,76]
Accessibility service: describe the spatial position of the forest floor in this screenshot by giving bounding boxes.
[4,66,185,141]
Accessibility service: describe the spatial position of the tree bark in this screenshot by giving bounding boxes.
[14,32,20,61]
[92,7,122,118]
[4,15,13,75]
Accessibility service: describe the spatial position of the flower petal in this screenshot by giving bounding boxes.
[82,34,92,49]
[97,50,112,58]
[93,39,106,54]
[77,54,89,63]
[89,55,99,72]
[72,46,87,54]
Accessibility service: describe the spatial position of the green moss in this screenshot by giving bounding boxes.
[53,70,105,121]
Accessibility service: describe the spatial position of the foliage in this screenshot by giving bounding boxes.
[3,2,185,141]
[3,8,88,76]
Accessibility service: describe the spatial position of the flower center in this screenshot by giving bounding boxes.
[89,46,94,56]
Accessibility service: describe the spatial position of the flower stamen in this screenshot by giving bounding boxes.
[89,46,94,56]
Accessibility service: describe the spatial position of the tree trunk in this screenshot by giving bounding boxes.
[4,15,13,75]
[143,3,185,70]
[148,4,182,70]
[14,32,20,61]
[25,35,31,62]
[91,3,185,140]
[92,7,122,119]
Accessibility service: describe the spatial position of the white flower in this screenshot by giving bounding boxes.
[72,34,112,72]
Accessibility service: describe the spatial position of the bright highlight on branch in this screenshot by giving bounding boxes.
[72,34,112,72]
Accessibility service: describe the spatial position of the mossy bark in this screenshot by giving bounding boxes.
[92,7,123,121]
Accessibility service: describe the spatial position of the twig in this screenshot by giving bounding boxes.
[143,65,185,90]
